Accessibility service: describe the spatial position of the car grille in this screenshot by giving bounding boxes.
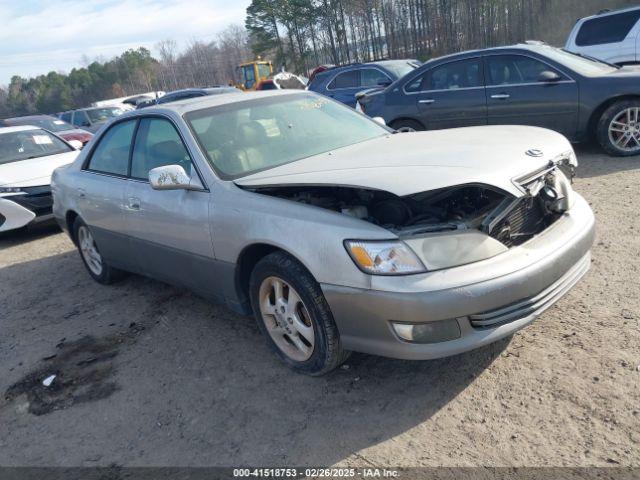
[489,196,551,248]
[468,253,590,329]
[488,167,562,248]
[8,186,53,217]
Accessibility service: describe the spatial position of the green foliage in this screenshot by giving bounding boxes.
[0,47,159,117]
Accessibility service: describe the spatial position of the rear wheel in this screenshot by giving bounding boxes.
[597,100,640,156]
[73,217,125,284]
[390,119,424,133]
[249,251,350,375]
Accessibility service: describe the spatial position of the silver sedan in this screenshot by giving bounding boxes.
[52,90,595,375]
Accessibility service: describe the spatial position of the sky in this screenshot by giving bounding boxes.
[0,0,250,85]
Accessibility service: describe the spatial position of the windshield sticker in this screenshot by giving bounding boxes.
[33,135,53,145]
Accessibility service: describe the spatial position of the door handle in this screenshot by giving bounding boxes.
[419,99,435,104]
[77,188,86,198]
[491,94,510,99]
[126,197,141,211]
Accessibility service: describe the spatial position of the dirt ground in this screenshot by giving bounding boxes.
[0,144,638,468]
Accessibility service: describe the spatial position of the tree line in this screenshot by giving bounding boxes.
[0,0,634,118]
[246,0,635,74]
[0,26,251,118]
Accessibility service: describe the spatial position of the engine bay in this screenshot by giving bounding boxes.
[247,184,509,236]
[246,169,571,248]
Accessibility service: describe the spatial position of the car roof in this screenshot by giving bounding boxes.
[0,125,40,134]
[123,90,307,116]
[420,43,562,65]
[578,5,640,21]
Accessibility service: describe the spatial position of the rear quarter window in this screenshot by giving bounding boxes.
[576,10,640,46]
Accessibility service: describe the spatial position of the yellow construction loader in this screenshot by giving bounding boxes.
[236,60,273,91]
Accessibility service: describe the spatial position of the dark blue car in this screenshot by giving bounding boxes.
[307,60,420,108]
[357,43,640,156]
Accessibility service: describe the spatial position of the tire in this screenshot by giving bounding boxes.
[390,119,424,133]
[596,100,640,157]
[73,217,125,285]
[249,251,350,375]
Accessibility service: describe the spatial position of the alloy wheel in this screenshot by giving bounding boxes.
[78,226,103,276]
[258,276,315,362]
[609,107,640,153]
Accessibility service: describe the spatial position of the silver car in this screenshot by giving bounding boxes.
[52,90,595,375]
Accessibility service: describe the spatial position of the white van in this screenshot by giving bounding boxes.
[565,6,640,65]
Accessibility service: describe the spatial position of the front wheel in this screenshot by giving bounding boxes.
[249,251,350,375]
[597,100,640,156]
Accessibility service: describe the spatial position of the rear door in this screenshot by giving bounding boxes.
[123,116,216,294]
[406,57,487,130]
[325,69,361,107]
[485,54,579,139]
[78,119,137,271]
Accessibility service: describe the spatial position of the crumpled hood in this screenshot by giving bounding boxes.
[0,150,79,187]
[235,125,573,197]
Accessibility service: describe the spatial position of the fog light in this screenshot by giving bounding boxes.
[392,319,461,344]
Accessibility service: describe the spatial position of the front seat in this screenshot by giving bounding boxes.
[233,121,268,172]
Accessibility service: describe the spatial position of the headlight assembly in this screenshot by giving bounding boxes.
[403,231,507,271]
[344,240,426,275]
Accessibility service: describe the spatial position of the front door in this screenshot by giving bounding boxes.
[78,119,137,271]
[123,116,217,296]
[412,57,487,130]
[485,54,579,139]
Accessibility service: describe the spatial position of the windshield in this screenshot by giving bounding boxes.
[186,93,388,179]
[86,107,124,124]
[383,61,420,79]
[541,47,618,76]
[0,129,71,164]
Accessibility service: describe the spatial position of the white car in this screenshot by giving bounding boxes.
[565,6,640,66]
[0,126,80,233]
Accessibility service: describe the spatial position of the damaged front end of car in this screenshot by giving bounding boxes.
[243,158,576,273]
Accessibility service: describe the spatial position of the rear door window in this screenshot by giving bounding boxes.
[328,70,359,89]
[86,120,137,176]
[426,59,482,90]
[576,10,640,46]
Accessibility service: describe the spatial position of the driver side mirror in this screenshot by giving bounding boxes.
[538,70,562,83]
[149,164,201,191]
[377,79,392,87]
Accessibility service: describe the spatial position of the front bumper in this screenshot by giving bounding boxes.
[322,193,595,360]
[0,186,54,232]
